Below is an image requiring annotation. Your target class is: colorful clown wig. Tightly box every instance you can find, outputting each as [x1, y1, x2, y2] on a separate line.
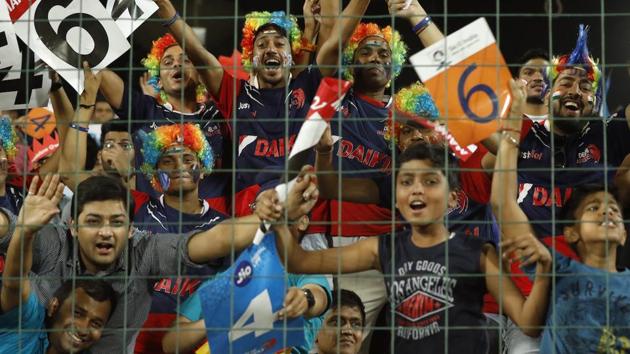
[141, 33, 207, 105]
[547, 24, 602, 111]
[241, 11, 303, 71]
[0, 116, 17, 159]
[139, 123, 214, 189]
[342, 23, 408, 85]
[385, 82, 439, 144]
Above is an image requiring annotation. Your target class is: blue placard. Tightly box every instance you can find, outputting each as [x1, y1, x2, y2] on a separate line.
[199, 232, 305, 353]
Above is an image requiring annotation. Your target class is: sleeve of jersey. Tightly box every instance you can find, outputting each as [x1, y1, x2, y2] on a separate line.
[178, 289, 203, 321]
[606, 109, 630, 166]
[213, 71, 243, 120]
[458, 145, 491, 204]
[114, 85, 147, 121]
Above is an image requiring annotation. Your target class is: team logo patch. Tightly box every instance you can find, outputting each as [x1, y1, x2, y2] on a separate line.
[290, 88, 306, 110]
[448, 189, 469, 215]
[395, 290, 454, 322]
[577, 144, 601, 164]
[234, 260, 254, 287]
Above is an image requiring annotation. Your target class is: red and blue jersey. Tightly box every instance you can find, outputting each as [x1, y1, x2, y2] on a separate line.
[116, 87, 229, 212]
[327, 91, 394, 237]
[513, 111, 630, 294]
[132, 195, 227, 354]
[213, 68, 323, 217]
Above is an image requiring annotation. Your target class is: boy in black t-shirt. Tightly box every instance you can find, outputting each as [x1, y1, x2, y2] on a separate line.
[271, 142, 552, 353]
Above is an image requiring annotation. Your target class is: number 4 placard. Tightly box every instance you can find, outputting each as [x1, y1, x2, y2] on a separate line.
[8, 0, 130, 93]
[100, 0, 158, 37]
[410, 18, 512, 147]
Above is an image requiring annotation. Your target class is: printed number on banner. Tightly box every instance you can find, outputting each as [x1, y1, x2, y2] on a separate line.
[457, 63, 499, 123]
[33, 0, 110, 68]
[229, 289, 275, 342]
[108, 0, 146, 21]
[0, 41, 50, 109]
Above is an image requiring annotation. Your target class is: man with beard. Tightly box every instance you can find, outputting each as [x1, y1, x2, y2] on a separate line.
[98, 33, 228, 212]
[153, 0, 370, 218]
[500, 25, 630, 353]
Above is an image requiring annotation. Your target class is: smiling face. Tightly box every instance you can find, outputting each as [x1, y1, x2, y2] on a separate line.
[316, 306, 364, 354]
[47, 288, 112, 353]
[398, 124, 443, 152]
[159, 45, 200, 98]
[549, 67, 596, 134]
[518, 57, 549, 103]
[352, 36, 392, 92]
[251, 26, 292, 88]
[395, 159, 455, 226]
[73, 200, 130, 273]
[564, 191, 626, 255]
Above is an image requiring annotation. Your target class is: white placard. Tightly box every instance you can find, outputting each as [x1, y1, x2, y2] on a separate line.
[0, 2, 19, 70]
[101, 0, 158, 37]
[11, 0, 130, 93]
[0, 39, 51, 110]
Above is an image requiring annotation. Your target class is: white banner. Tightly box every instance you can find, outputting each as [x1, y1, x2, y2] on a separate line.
[0, 1, 50, 110]
[10, 0, 130, 93]
[100, 0, 158, 37]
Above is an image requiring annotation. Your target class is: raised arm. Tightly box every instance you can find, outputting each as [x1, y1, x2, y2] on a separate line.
[98, 69, 125, 110]
[1, 175, 64, 313]
[58, 62, 101, 192]
[155, 0, 223, 97]
[316, 125, 380, 203]
[386, 0, 444, 47]
[490, 79, 535, 240]
[316, 0, 371, 77]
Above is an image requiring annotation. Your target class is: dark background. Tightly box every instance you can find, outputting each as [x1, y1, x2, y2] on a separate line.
[111, 0, 630, 113]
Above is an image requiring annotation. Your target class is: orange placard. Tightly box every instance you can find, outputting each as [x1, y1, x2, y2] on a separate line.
[411, 18, 512, 147]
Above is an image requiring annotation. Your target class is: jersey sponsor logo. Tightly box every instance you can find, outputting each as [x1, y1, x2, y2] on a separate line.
[289, 88, 306, 110]
[336, 139, 392, 170]
[239, 102, 251, 110]
[234, 260, 253, 287]
[577, 144, 601, 164]
[254, 135, 297, 158]
[153, 277, 201, 296]
[519, 183, 573, 208]
[520, 149, 544, 160]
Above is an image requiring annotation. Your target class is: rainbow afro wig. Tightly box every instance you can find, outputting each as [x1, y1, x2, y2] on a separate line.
[241, 11, 303, 71]
[141, 33, 207, 105]
[547, 24, 602, 111]
[139, 123, 214, 189]
[342, 23, 408, 86]
[0, 116, 17, 159]
[385, 82, 439, 144]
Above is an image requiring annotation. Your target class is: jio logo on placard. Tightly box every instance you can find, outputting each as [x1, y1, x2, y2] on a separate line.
[234, 261, 253, 287]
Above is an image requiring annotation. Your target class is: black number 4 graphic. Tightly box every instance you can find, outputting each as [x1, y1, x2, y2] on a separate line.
[0, 41, 44, 105]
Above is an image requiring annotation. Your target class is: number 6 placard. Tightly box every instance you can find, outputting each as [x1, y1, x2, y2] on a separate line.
[410, 18, 512, 147]
[9, 0, 130, 93]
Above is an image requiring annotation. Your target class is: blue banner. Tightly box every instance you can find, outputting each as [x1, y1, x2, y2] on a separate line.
[199, 233, 305, 353]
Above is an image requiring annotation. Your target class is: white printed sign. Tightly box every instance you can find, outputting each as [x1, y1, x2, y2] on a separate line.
[10, 0, 130, 93]
[100, 0, 158, 37]
[0, 2, 50, 109]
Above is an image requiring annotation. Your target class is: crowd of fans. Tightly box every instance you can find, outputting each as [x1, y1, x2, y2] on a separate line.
[0, 0, 629, 353]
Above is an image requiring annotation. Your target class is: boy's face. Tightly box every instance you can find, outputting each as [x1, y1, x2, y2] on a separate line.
[518, 58, 548, 103]
[157, 145, 202, 195]
[73, 200, 131, 273]
[566, 191, 626, 248]
[47, 288, 112, 353]
[316, 306, 364, 354]
[395, 159, 455, 225]
[159, 45, 200, 96]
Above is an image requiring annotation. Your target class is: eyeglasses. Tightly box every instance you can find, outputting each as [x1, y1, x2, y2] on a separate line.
[104, 141, 134, 151]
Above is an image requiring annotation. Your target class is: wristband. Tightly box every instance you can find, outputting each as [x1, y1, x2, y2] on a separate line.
[412, 16, 432, 35]
[69, 123, 89, 133]
[302, 288, 315, 309]
[162, 11, 180, 27]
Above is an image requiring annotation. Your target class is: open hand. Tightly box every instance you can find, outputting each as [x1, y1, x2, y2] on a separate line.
[287, 165, 319, 221]
[500, 233, 551, 268]
[277, 287, 308, 320]
[17, 175, 65, 234]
